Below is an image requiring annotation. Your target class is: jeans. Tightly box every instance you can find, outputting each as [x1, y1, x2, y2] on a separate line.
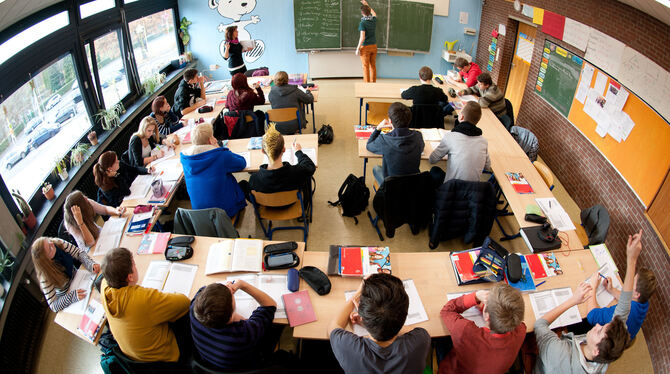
[372, 165, 385, 186]
[359, 44, 378, 82]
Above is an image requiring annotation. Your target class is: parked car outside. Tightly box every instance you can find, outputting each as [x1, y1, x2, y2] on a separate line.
[53, 104, 76, 125]
[45, 94, 61, 110]
[28, 124, 60, 150]
[25, 117, 43, 135]
[4, 143, 31, 169]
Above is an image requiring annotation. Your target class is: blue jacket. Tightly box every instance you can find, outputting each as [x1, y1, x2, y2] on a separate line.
[587, 300, 649, 340]
[180, 147, 247, 217]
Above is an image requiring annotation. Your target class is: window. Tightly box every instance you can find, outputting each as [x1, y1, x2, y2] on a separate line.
[0, 55, 92, 199]
[129, 9, 180, 83]
[80, 0, 116, 19]
[89, 30, 131, 108]
[0, 12, 69, 66]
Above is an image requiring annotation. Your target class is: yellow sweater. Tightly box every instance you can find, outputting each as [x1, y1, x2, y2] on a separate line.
[101, 280, 190, 362]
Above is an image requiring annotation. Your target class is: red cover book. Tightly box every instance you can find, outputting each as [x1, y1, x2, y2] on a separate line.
[340, 247, 363, 276]
[452, 251, 478, 282]
[282, 290, 317, 327]
[525, 254, 548, 279]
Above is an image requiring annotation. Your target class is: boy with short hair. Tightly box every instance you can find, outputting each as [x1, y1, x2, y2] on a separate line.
[454, 57, 482, 88]
[100, 247, 190, 362]
[429, 101, 490, 185]
[534, 230, 644, 373]
[458, 72, 508, 120]
[401, 66, 450, 115]
[586, 262, 656, 340]
[172, 68, 206, 117]
[438, 284, 526, 373]
[328, 273, 431, 374]
[366, 102, 424, 186]
[190, 280, 278, 371]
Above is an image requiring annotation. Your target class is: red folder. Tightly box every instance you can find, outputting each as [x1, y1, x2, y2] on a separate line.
[340, 247, 363, 277]
[282, 290, 317, 327]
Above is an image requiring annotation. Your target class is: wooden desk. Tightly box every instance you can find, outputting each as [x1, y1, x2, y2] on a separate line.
[293, 249, 600, 340]
[227, 133, 319, 171]
[55, 234, 306, 344]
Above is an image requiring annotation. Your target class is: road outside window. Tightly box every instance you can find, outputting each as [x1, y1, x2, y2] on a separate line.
[129, 9, 180, 84]
[92, 30, 130, 108]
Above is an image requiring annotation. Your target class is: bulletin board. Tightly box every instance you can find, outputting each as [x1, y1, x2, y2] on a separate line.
[567, 65, 670, 206]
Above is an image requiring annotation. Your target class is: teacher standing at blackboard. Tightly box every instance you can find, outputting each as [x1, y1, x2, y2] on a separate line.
[356, 0, 377, 82]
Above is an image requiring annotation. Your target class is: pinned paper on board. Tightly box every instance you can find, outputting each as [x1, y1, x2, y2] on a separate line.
[532, 8, 544, 25]
[562, 18, 591, 52]
[522, 4, 534, 18]
[516, 37, 534, 64]
[575, 64, 595, 104]
[593, 72, 608, 95]
[585, 29, 625, 77]
[604, 82, 629, 113]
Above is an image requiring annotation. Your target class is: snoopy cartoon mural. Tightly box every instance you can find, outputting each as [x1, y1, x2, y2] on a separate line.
[209, 0, 265, 64]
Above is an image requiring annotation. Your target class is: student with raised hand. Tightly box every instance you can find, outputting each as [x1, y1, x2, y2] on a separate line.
[190, 281, 281, 371]
[128, 116, 172, 169]
[438, 284, 526, 374]
[223, 26, 253, 77]
[458, 72, 508, 124]
[328, 273, 431, 374]
[63, 191, 124, 251]
[534, 230, 644, 373]
[172, 68, 206, 117]
[226, 72, 265, 112]
[365, 102, 424, 186]
[401, 66, 451, 116]
[453, 57, 482, 88]
[268, 71, 314, 133]
[429, 101, 490, 186]
[151, 95, 183, 136]
[180, 122, 247, 217]
[94, 150, 151, 207]
[101, 247, 190, 363]
[30, 237, 100, 312]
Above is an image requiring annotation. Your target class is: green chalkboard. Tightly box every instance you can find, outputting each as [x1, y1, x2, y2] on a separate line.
[534, 40, 583, 117]
[294, 0, 341, 50]
[388, 0, 433, 52]
[342, 0, 388, 49]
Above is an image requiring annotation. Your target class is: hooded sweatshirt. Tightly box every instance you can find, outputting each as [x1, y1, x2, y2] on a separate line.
[101, 280, 190, 362]
[366, 128, 424, 180]
[180, 145, 247, 217]
[268, 84, 314, 133]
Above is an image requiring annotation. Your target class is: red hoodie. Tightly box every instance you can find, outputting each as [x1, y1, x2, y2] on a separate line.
[458, 62, 483, 88]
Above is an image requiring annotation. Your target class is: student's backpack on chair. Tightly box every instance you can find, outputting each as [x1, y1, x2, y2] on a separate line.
[328, 174, 369, 224]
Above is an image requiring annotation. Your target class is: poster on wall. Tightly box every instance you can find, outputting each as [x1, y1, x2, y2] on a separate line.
[210, 0, 266, 63]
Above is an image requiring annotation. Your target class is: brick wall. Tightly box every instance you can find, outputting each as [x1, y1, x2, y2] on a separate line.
[478, 1, 670, 372]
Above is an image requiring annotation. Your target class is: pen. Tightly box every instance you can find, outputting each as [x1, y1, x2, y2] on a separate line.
[535, 280, 546, 287]
[598, 273, 608, 280]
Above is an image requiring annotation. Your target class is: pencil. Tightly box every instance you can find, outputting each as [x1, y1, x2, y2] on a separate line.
[577, 260, 584, 272]
[535, 280, 546, 287]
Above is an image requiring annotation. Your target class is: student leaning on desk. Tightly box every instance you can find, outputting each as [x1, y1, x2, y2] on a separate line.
[172, 68, 207, 118]
[94, 150, 152, 208]
[62, 190, 124, 251]
[458, 72, 510, 129]
[127, 116, 175, 170]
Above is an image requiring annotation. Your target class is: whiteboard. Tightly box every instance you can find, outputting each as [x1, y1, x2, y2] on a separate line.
[308, 51, 363, 78]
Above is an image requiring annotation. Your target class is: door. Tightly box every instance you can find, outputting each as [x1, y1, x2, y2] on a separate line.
[505, 22, 537, 114]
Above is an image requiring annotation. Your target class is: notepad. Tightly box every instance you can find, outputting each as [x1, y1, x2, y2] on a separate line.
[205, 239, 263, 274]
[62, 269, 95, 315]
[93, 216, 128, 256]
[535, 198, 576, 231]
[446, 292, 487, 327]
[585, 263, 622, 308]
[235, 151, 251, 168]
[225, 274, 291, 319]
[141, 260, 198, 297]
[529, 287, 582, 329]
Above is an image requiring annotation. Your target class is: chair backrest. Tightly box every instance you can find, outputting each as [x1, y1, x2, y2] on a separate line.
[365, 102, 392, 126]
[266, 108, 299, 122]
[533, 161, 554, 190]
[410, 103, 444, 128]
[251, 190, 299, 207]
[173, 207, 239, 238]
[504, 98, 515, 127]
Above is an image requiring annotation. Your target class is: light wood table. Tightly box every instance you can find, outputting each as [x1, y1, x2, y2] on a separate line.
[293, 249, 600, 340]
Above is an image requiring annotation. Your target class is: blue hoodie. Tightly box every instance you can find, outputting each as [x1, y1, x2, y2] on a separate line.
[180, 146, 247, 217]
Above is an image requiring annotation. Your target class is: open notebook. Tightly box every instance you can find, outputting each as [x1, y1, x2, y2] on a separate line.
[141, 260, 198, 297]
[205, 239, 264, 275]
[224, 274, 291, 319]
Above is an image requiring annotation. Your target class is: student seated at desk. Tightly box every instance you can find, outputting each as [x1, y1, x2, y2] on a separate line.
[101, 247, 190, 363]
[401, 66, 451, 116]
[94, 151, 152, 207]
[328, 273, 431, 374]
[30, 237, 99, 312]
[458, 72, 509, 125]
[365, 102, 424, 186]
[63, 191, 123, 251]
[438, 284, 526, 374]
[128, 116, 172, 169]
[429, 101, 490, 185]
[268, 71, 314, 133]
[172, 68, 206, 117]
[226, 72, 265, 112]
[180, 123, 247, 217]
[534, 230, 644, 374]
[454, 57, 482, 88]
[190, 281, 284, 371]
[151, 95, 183, 136]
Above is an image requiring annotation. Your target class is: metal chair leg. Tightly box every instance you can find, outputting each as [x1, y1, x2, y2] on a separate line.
[367, 211, 384, 241]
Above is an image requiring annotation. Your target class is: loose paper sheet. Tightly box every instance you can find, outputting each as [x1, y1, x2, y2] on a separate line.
[593, 72, 608, 96]
[163, 263, 198, 296]
[575, 64, 595, 104]
[459, 12, 468, 24]
[585, 264, 622, 308]
[529, 287, 582, 329]
[446, 292, 486, 327]
[585, 29, 625, 77]
[535, 197, 576, 231]
[532, 8, 544, 25]
[522, 4, 534, 18]
[562, 18, 591, 51]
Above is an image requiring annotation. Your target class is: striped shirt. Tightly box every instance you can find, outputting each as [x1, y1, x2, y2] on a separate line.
[462, 84, 507, 118]
[38, 238, 96, 312]
[189, 288, 276, 371]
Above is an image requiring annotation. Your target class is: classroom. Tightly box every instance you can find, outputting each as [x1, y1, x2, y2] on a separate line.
[0, 0, 668, 373]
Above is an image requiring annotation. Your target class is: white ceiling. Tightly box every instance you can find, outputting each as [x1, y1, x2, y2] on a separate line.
[0, 0, 62, 34]
[617, 0, 670, 27]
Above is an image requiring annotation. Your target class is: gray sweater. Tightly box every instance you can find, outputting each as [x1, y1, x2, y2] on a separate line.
[429, 132, 490, 183]
[534, 291, 633, 374]
[268, 84, 314, 133]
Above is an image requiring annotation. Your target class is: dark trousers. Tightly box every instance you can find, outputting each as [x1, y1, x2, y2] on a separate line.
[439, 101, 455, 116]
[430, 166, 446, 189]
[169, 312, 192, 364]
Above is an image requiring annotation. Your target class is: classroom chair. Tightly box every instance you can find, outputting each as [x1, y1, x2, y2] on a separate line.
[112, 346, 185, 374]
[365, 102, 392, 127]
[409, 104, 445, 128]
[173, 207, 239, 238]
[533, 161, 555, 190]
[486, 174, 522, 242]
[265, 108, 302, 135]
[501, 98, 515, 131]
[218, 110, 265, 139]
[249, 189, 309, 242]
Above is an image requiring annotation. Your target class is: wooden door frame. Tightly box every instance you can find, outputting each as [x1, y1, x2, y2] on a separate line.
[503, 18, 537, 112]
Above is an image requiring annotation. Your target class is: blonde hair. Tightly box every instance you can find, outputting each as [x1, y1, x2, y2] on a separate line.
[134, 116, 159, 142]
[486, 283, 524, 333]
[274, 71, 289, 86]
[192, 123, 214, 146]
[31, 237, 68, 289]
[262, 124, 285, 161]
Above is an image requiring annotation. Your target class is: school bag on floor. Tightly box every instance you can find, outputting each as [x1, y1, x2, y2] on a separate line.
[328, 174, 369, 224]
[318, 124, 334, 144]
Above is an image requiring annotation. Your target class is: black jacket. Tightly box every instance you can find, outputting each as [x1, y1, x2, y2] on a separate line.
[96, 154, 146, 207]
[172, 79, 201, 117]
[249, 150, 316, 204]
[372, 172, 434, 237]
[429, 179, 497, 246]
[217, 110, 265, 140]
[128, 135, 157, 172]
[401, 84, 448, 105]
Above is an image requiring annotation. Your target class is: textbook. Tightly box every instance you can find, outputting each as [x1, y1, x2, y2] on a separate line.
[525, 253, 563, 280]
[446, 292, 486, 327]
[506, 255, 536, 292]
[354, 125, 375, 139]
[226, 273, 291, 319]
[93, 216, 128, 256]
[141, 260, 198, 296]
[137, 232, 171, 255]
[505, 172, 534, 194]
[126, 209, 155, 235]
[78, 298, 106, 343]
[529, 287, 582, 329]
[283, 290, 316, 327]
[205, 239, 264, 274]
[450, 248, 487, 285]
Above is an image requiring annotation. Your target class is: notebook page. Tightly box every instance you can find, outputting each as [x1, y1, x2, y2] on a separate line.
[163, 263, 198, 296]
[205, 240, 234, 275]
[446, 292, 487, 327]
[93, 216, 128, 256]
[63, 269, 94, 315]
[232, 239, 263, 272]
[141, 260, 171, 291]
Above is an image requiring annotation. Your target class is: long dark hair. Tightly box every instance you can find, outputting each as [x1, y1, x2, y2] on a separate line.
[225, 26, 237, 41]
[64, 191, 100, 240]
[152, 96, 168, 117]
[94, 151, 118, 191]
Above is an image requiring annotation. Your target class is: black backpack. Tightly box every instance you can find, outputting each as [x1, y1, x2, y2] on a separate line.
[318, 124, 334, 144]
[328, 174, 369, 223]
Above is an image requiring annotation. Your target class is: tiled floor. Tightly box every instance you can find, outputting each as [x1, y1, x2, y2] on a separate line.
[34, 78, 653, 373]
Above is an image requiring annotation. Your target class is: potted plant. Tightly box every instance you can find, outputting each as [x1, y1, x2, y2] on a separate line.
[70, 142, 90, 168]
[95, 102, 125, 130]
[179, 17, 192, 48]
[11, 190, 36, 231]
[42, 182, 55, 200]
[87, 130, 98, 146]
[53, 158, 68, 181]
[142, 72, 166, 96]
[0, 248, 14, 279]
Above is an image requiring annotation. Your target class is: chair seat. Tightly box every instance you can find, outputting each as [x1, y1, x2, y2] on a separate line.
[367, 112, 387, 126]
[258, 201, 303, 221]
